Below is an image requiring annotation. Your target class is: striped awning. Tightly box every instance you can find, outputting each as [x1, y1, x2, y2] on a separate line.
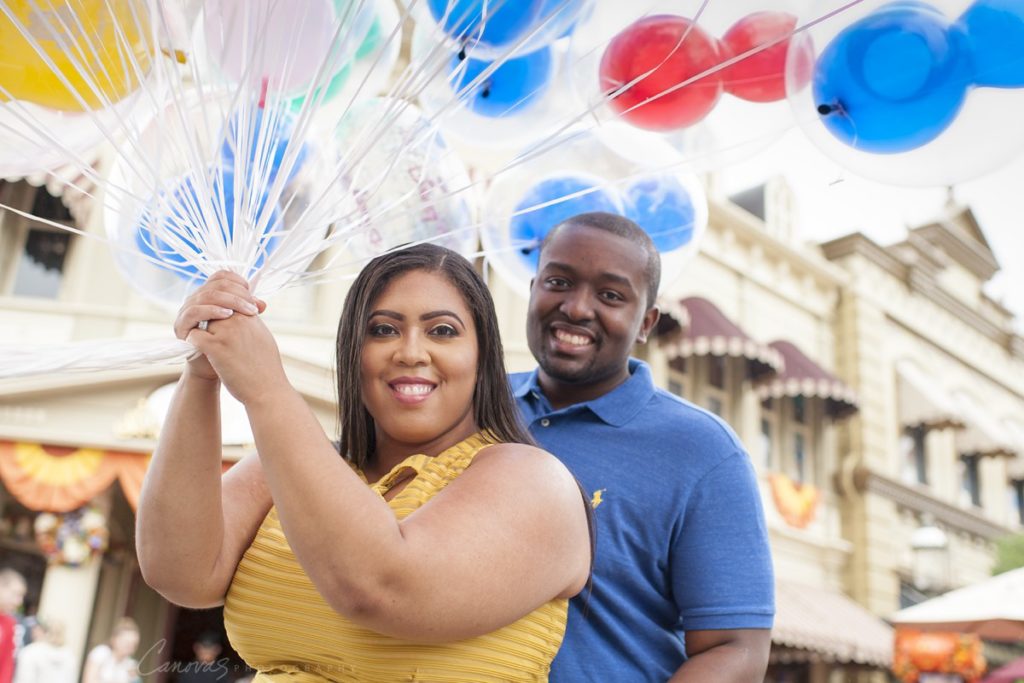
[2, 159, 100, 225]
[657, 297, 784, 379]
[772, 580, 893, 667]
[895, 359, 964, 431]
[757, 340, 858, 419]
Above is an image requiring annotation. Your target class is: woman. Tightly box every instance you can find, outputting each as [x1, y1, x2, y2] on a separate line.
[136, 245, 593, 681]
[13, 618, 74, 683]
[81, 618, 140, 683]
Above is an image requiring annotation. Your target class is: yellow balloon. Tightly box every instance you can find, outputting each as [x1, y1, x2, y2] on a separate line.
[0, 0, 152, 112]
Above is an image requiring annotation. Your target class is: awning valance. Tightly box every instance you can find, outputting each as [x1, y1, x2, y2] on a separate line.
[0, 441, 149, 512]
[657, 297, 784, 379]
[772, 580, 894, 668]
[757, 340, 858, 419]
[951, 392, 1017, 458]
[895, 360, 964, 431]
[0, 441, 235, 512]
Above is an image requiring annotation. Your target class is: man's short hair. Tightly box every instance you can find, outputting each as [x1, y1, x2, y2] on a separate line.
[539, 211, 661, 307]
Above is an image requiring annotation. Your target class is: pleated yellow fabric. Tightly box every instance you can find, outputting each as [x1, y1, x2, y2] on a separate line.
[223, 433, 568, 682]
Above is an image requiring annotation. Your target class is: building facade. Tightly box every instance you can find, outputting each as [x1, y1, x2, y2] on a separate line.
[1, 174, 1022, 682]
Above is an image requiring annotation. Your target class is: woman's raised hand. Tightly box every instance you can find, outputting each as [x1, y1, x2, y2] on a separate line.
[174, 271, 266, 381]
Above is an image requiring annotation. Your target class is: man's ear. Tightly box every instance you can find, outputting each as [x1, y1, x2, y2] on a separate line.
[636, 306, 661, 344]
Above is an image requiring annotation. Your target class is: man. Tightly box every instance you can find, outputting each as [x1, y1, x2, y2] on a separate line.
[0, 569, 27, 683]
[511, 212, 774, 681]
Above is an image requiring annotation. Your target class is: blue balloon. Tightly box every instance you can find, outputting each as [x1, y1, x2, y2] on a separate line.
[622, 176, 694, 252]
[427, 0, 544, 50]
[135, 170, 282, 281]
[220, 107, 309, 186]
[538, 0, 589, 41]
[813, 1, 973, 153]
[958, 0, 1024, 87]
[509, 175, 621, 271]
[450, 47, 553, 117]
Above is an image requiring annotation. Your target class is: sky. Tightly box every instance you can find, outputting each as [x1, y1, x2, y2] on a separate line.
[718, 125, 1024, 329]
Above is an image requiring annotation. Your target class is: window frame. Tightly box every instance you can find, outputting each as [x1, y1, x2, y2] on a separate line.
[0, 181, 77, 299]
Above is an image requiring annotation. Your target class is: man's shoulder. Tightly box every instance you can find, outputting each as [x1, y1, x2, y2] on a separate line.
[642, 386, 745, 448]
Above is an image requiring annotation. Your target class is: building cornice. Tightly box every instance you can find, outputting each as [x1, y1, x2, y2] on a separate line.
[819, 232, 908, 282]
[858, 469, 1011, 540]
[820, 232, 1013, 351]
[914, 222, 999, 281]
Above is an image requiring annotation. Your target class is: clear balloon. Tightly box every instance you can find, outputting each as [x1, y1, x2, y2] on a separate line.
[288, 0, 403, 113]
[0, 0, 153, 112]
[197, 0, 373, 98]
[481, 131, 707, 297]
[789, 0, 1024, 185]
[412, 25, 570, 153]
[134, 168, 283, 281]
[424, 0, 544, 54]
[509, 173, 623, 271]
[329, 98, 478, 264]
[104, 91, 330, 309]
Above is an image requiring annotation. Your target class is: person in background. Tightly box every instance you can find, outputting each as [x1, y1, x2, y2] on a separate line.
[0, 569, 26, 683]
[13, 617, 74, 683]
[512, 212, 775, 682]
[82, 618, 141, 683]
[175, 631, 228, 683]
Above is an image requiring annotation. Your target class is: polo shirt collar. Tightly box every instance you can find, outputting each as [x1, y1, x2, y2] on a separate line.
[517, 359, 655, 427]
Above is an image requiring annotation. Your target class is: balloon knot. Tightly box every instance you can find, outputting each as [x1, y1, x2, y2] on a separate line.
[817, 101, 845, 116]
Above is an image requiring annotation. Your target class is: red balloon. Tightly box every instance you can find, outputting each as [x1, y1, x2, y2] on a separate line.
[599, 15, 724, 131]
[719, 11, 811, 103]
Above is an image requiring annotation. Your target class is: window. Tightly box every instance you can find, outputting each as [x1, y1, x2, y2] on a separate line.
[701, 356, 731, 422]
[1010, 480, 1024, 526]
[792, 433, 806, 483]
[0, 182, 75, 299]
[900, 427, 928, 486]
[667, 356, 689, 400]
[760, 418, 774, 470]
[708, 355, 726, 389]
[960, 455, 981, 508]
[792, 395, 806, 424]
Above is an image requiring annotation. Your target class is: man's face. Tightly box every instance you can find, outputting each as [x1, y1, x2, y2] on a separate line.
[527, 224, 658, 399]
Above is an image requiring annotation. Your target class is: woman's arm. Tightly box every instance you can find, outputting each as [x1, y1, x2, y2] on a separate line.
[193, 309, 592, 642]
[135, 273, 272, 607]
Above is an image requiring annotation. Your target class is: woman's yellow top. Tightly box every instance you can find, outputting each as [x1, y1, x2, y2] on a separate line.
[223, 433, 569, 682]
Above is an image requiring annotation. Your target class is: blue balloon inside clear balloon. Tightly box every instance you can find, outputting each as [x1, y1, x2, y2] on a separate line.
[814, 1, 973, 153]
[135, 170, 282, 281]
[220, 108, 309, 186]
[450, 47, 553, 117]
[623, 177, 694, 252]
[427, 0, 544, 51]
[958, 0, 1024, 87]
[510, 175, 621, 272]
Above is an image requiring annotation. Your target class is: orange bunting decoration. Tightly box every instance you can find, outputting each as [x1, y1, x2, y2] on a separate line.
[768, 473, 819, 529]
[892, 629, 986, 683]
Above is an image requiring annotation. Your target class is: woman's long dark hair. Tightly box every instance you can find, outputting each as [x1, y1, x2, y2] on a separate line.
[335, 243, 534, 468]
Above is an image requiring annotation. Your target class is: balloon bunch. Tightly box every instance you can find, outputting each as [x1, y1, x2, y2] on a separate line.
[812, 0, 1024, 153]
[598, 11, 810, 132]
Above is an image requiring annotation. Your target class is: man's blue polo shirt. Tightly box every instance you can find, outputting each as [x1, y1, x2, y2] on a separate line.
[511, 359, 774, 682]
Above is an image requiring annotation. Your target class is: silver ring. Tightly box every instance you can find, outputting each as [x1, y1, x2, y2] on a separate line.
[197, 320, 209, 332]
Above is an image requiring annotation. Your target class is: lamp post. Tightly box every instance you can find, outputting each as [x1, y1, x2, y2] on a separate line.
[910, 517, 951, 595]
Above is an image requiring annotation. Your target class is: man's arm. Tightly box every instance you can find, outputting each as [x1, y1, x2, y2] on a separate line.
[668, 628, 771, 682]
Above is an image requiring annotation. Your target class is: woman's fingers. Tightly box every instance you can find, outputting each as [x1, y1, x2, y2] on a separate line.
[174, 272, 264, 340]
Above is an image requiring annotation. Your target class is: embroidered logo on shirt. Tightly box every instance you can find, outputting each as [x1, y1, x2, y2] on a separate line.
[590, 488, 607, 508]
